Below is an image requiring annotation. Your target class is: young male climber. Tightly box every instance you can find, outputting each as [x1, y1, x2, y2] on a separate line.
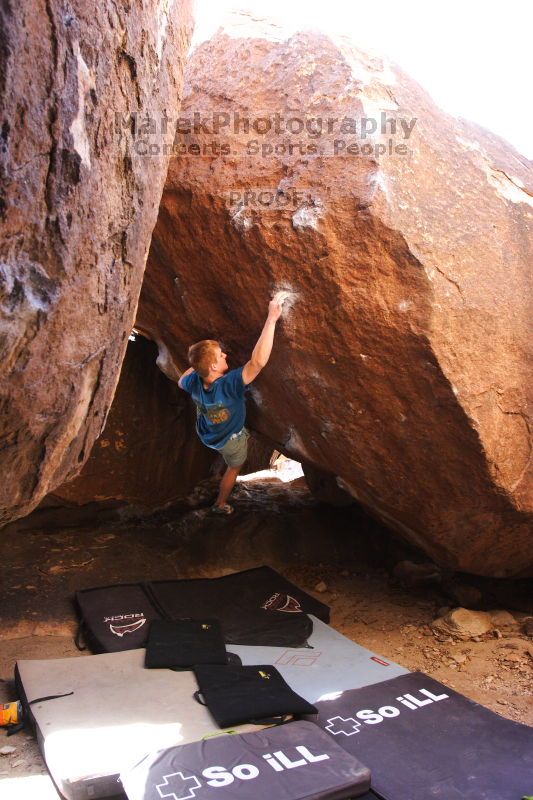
[178, 291, 288, 515]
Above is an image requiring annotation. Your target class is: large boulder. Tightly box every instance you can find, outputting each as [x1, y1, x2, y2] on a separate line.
[46, 336, 216, 512]
[0, 0, 193, 525]
[136, 15, 532, 577]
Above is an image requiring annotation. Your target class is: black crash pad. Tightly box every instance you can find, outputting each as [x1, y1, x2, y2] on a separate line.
[308, 671, 533, 800]
[76, 567, 328, 652]
[148, 566, 328, 646]
[120, 720, 371, 800]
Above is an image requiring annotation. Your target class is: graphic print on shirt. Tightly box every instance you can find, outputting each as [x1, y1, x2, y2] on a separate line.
[194, 400, 230, 425]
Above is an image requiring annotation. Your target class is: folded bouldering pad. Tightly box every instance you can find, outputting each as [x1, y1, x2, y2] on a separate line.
[230, 615, 408, 702]
[16, 649, 272, 800]
[308, 671, 533, 800]
[193, 663, 317, 727]
[120, 720, 371, 800]
[145, 619, 228, 669]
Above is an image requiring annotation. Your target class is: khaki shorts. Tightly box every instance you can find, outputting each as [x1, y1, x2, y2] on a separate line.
[217, 427, 250, 468]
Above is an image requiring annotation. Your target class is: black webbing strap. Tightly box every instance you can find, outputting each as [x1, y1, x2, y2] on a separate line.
[193, 690, 206, 706]
[249, 715, 289, 726]
[7, 691, 74, 736]
[28, 691, 74, 705]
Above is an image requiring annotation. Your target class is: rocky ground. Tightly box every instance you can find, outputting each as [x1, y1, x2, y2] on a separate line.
[0, 473, 531, 796]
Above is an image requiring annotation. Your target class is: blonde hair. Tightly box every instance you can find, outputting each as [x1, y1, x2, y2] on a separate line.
[188, 339, 220, 378]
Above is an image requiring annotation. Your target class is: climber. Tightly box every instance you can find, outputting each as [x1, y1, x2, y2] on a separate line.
[178, 291, 289, 515]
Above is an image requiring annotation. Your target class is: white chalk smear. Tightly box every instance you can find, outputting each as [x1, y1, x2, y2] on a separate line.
[292, 204, 323, 230]
[230, 204, 253, 231]
[156, 0, 173, 63]
[273, 289, 290, 306]
[155, 339, 180, 382]
[248, 385, 263, 407]
[70, 41, 95, 169]
[272, 286, 298, 314]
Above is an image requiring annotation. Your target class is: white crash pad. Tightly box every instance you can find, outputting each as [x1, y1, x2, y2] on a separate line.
[229, 615, 408, 702]
[16, 649, 268, 800]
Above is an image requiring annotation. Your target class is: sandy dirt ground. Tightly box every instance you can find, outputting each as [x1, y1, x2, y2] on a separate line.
[1, 475, 531, 797]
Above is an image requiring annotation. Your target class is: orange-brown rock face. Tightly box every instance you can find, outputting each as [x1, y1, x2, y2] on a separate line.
[137, 17, 533, 577]
[48, 336, 215, 511]
[0, 1, 193, 525]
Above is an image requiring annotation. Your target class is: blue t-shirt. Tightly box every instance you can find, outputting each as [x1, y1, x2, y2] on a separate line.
[180, 367, 248, 449]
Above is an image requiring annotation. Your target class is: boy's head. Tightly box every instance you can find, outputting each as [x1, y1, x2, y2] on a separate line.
[188, 340, 228, 378]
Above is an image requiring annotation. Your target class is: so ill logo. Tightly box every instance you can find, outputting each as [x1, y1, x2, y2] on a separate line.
[325, 686, 449, 736]
[155, 745, 330, 799]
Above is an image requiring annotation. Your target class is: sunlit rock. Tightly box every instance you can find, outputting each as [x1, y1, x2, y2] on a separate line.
[0, 0, 194, 524]
[137, 14, 532, 576]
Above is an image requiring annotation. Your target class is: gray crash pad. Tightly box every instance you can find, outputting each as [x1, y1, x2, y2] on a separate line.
[120, 720, 371, 800]
[229, 615, 407, 703]
[308, 671, 533, 800]
[16, 649, 270, 800]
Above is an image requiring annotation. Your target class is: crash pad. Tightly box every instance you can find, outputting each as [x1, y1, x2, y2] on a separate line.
[148, 566, 328, 645]
[308, 671, 533, 800]
[16, 649, 271, 800]
[120, 720, 371, 800]
[75, 567, 328, 652]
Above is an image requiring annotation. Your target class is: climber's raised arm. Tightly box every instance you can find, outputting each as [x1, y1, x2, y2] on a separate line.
[242, 291, 288, 385]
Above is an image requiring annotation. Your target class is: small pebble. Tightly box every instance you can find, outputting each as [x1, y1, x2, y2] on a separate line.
[0, 746, 16, 756]
[314, 581, 327, 593]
